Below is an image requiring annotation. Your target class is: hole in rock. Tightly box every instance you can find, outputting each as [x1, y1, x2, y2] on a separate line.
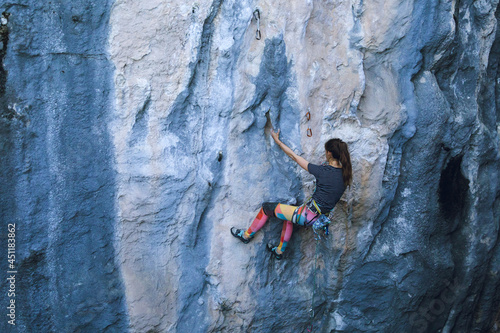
[438, 155, 469, 219]
[264, 109, 273, 138]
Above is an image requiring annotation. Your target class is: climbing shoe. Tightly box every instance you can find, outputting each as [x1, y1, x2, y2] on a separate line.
[266, 243, 283, 260]
[230, 227, 251, 244]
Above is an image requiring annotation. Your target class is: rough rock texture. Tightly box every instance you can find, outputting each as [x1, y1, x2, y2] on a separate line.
[0, 1, 128, 332]
[1, 0, 499, 332]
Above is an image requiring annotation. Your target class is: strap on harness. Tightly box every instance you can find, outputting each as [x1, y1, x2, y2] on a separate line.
[305, 198, 331, 239]
[309, 199, 322, 215]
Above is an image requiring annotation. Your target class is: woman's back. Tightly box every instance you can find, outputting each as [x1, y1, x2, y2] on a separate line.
[308, 163, 346, 213]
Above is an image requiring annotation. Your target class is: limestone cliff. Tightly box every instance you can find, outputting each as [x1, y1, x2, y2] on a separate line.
[0, 0, 499, 332]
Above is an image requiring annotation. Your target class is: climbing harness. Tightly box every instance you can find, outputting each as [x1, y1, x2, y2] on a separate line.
[305, 194, 332, 240]
[253, 9, 261, 40]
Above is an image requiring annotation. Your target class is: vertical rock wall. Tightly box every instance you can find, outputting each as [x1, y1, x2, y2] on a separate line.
[0, 0, 499, 332]
[108, 0, 500, 332]
[0, 1, 128, 332]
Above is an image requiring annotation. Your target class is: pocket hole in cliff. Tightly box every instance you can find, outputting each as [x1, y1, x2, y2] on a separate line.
[438, 155, 469, 219]
[264, 109, 273, 138]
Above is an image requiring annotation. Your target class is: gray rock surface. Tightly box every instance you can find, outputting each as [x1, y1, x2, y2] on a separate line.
[0, 0, 499, 332]
[0, 1, 128, 332]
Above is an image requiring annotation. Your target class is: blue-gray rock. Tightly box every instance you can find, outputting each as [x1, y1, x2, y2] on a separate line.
[0, 1, 127, 332]
[0, 0, 499, 332]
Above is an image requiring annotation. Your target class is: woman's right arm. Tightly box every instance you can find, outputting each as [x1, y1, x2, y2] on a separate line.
[271, 129, 309, 171]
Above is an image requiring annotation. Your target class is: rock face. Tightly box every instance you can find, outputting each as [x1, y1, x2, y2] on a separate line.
[0, 0, 499, 332]
[0, 1, 128, 332]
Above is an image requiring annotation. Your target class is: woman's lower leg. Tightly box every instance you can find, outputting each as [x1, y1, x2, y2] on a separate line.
[242, 203, 296, 253]
[244, 207, 268, 239]
[276, 220, 293, 254]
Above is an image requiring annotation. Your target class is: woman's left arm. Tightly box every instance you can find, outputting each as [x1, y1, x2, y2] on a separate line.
[271, 129, 309, 171]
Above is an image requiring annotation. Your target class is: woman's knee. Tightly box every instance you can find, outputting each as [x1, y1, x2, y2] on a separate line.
[262, 202, 279, 217]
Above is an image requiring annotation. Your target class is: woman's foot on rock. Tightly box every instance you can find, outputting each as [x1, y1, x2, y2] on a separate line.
[230, 227, 251, 244]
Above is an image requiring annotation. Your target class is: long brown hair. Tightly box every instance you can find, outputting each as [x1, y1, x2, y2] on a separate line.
[325, 138, 352, 187]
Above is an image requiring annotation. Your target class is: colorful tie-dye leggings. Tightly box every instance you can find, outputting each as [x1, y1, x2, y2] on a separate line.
[244, 202, 318, 252]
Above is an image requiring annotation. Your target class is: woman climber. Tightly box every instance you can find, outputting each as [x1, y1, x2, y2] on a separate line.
[230, 128, 352, 259]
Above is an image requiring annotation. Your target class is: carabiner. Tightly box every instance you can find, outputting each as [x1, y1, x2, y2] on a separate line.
[256, 29, 261, 40]
[253, 9, 260, 20]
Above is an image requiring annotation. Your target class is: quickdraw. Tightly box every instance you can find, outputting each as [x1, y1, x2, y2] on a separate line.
[253, 9, 261, 40]
[306, 108, 312, 137]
